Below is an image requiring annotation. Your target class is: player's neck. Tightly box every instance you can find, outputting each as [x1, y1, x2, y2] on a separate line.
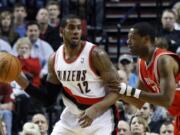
[64, 41, 83, 60]
[145, 46, 156, 65]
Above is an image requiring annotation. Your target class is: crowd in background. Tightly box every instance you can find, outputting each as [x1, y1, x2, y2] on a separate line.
[0, 0, 179, 135]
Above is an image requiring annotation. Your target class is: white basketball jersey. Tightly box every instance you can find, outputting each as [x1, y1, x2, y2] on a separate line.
[54, 41, 106, 114]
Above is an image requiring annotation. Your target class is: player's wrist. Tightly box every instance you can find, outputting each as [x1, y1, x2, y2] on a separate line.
[85, 107, 98, 120]
[118, 83, 141, 99]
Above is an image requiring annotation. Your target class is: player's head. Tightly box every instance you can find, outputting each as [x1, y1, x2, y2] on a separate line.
[60, 14, 82, 48]
[127, 22, 155, 57]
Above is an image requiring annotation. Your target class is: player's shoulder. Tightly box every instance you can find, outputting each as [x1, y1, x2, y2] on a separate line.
[48, 52, 56, 65]
[158, 54, 177, 65]
[158, 54, 179, 74]
[90, 44, 107, 58]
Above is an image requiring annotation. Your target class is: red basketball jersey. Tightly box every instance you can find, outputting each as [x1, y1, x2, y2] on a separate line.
[138, 48, 180, 116]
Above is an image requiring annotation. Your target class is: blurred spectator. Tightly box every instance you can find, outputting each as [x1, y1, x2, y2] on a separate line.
[118, 54, 138, 88]
[13, 21, 54, 78]
[87, 0, 104, 29]
[32, 113, 49, 135]
[61, 0, 86, 17]
[0, 39, 12, 53]
[137, 103, 167, 133]
[46, 1, 61, 28]
[21, 122, 41, 135]
[172, 2, 180, 30]
[118, 69, 128, 83]
[155, 37, 169, 49]
[124, 103, 137, 122]
[137, 103, 153, 125]
[130, 115, 158, 135]
[117, 120, 131, 135]
[14, 37, 46, 129]
[36, 8, 62, 51]
[13, 3, 27, 37]
[176, 46, 180, 55]
[60, 0, 88, 39]
[61, 0, 104, 39]
[130, 115, 150, 135]
[158, 9, 180, 52]
[0, 82, 14, 135]
[116, 69, 128, 120]
[15, 37, 41, 87]
[0, 118, 6, 135]
[160, 121, 174, 135]
[117, 61, 138, 122]
[0, 10, 20, 46]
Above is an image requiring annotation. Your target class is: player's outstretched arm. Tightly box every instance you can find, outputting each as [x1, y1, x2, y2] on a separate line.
[118, 55, 179, 108]
[15, 54, 62, 106]
[79, 47, 120, 128]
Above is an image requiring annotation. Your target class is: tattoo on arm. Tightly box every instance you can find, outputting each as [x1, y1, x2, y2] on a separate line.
[91, 47, 120, 92]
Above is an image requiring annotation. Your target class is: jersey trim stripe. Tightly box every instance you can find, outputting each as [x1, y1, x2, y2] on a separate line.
[63, 86, 104, 105]
[62, 90, 90, 110]
[63, 41, 86, 64]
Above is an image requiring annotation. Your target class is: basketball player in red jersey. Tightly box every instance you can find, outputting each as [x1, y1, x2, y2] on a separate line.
[118, 22, 180, 135]
[15, 15, 120, 135]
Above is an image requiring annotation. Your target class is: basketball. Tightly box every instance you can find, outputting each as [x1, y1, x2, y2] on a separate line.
[0, 52, 21, 83]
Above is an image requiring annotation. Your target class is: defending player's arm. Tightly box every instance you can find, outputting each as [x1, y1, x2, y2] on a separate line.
[79, 47, 120, 128]
[118, 80, 146, 109]
[15, 54, 62, 106]
[118, 55, 178, 108]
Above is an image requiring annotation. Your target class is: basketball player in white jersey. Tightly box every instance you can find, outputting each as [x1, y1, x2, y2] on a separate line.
[15, 15, 121, 135]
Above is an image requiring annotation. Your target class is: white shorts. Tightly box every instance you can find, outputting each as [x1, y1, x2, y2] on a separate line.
[51, 108, 117, 135]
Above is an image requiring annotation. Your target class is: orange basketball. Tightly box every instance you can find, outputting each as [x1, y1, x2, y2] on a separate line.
[0, 52, 21, 83]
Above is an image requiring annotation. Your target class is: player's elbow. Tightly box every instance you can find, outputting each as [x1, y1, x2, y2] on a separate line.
[162, 96, 173, 108]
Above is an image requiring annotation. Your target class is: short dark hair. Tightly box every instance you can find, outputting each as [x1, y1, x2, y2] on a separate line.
[162, 9, 176, 17]
[132, 22, 155, 43]
[26, 21, 40, 30]
[13, 2, 26, 11]
[60, 14, 81, 28]
[46, 0, 60, 9]
[161, 120, 173, 126]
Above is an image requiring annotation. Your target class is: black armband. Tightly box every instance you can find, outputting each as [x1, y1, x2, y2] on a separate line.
[25, 82, 63, 106]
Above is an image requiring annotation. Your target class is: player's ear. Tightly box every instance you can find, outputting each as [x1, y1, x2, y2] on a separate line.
[144, 35, 149, 42]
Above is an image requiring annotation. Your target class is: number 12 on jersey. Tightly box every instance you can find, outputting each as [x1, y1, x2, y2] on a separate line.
[77, 81, 91, 94]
